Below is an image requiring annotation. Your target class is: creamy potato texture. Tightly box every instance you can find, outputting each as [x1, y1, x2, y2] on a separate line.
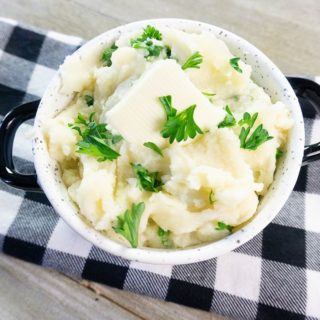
[44, 26, 293, 249]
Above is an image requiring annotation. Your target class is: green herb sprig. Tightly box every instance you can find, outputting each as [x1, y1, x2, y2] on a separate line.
[111, 134, 123, 145]
[84, 95, 94, 107]
[218, 105, 236, 128]
[113, 202, 145, 248]
[202, 92, 216, 97]
[159, 95, 203, 144]
[143, 142, 163, 157]
[165, 46, 172, 58]
[157, 227, 172, 247]
[68, 113, 120, 162]
[238, 112, 273, 150]
[230, 57, 242, 73]
[131, 163, 163, 192]
[215, 221, 233, 232]
[130, 25, 164, 59]
[181, 52, 203, 70]
[101, 43, 118, 67]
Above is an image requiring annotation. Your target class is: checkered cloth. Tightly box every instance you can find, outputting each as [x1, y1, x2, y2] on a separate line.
[0, 17, 319, 320]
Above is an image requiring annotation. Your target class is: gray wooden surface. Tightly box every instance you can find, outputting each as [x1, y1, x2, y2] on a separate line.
[0, 1, 319, 319]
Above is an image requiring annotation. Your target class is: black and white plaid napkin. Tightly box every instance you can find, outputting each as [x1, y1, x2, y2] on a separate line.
[0, 17, 319, 320]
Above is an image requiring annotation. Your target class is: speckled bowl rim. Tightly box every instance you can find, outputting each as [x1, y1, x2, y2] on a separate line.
[33, 18, 304, 265]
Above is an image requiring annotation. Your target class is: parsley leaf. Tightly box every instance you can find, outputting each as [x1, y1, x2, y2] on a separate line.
[131, 163, 163, 192]
[238, 112, 273, 150]
[276, 148, 283, 160]
[140, 25, 162, 40]
[159, 95, 203, 143]
[230, 57, 243, 73]
[159, 95, 177, 119]
[113, 202, 145, 248]
[111, 134, 123, 145]
[218, 105, 236, 128]
[76, 137, 119, 161]
[215, 221, 233, 232]
[68, 113, 120, 161]
[238, 111, 257, 127]
[84, 94, 94, 106]
[143, 141, 163, 157]
[202, 92, 216, 97]
[130, 25, 164, 59]
[101, 43, 118, 67]
[165, 46, 172, 58]
[161, 105, 203, 143]
[157, 227, 172, 247]
[181, 52, 203, 70]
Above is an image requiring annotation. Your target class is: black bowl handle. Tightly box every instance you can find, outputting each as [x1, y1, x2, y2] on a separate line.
[287, 77, 320, 166]
[0, 100, 41, 192]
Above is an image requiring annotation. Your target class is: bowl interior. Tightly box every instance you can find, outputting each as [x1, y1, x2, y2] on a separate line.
[33, 19, 305, 265]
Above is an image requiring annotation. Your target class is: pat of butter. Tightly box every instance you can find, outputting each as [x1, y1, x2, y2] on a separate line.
[106, 59, 225, 146]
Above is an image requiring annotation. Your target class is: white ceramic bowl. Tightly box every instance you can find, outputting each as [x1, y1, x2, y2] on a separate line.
[32, 19, 304, 264]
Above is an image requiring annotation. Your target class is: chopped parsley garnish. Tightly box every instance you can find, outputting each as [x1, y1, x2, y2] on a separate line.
[238, 112, 273, 150]
[209, 189, 215, 205]
[101, 43, 118, 67]
[229, 57, 243, 73]
[218, 105, 237, 128]
[131, 163, 163, 192]
[159, 95, 176, 118]
[202, 92, 216, 97]
[238, 111, 258, 127]
[157, 227, 172, 247]
[165, 46, 172, 58]
[84, 94, 94, 106]
[113, 202, 145, 248]
[143, 141, 163, 157]
[215, 221, 233, 232]
[111, 134, 123, 145]
[140, 25, 162, 40]
[68, 113, 120, 162]
[276, 148, 283, 160]
[159, 95, 203, 143]
[181, 52, 203, 70]
[130, 25, 164, 59]
[233, 95, 239, 102]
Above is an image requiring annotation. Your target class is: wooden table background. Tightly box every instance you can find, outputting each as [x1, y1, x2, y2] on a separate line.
[0, 1, 319, 319]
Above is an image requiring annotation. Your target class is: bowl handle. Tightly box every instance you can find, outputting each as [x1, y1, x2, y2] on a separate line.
[287, 77, 320, 166]
[0, 100, 42, 192]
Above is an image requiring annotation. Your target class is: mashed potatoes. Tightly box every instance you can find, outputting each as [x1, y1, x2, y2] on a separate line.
[44, 26, 293, 249]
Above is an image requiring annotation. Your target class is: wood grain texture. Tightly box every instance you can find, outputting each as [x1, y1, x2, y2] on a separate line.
[0, 255, 224, 320]
[1, 0, 320, 75]
[0, 0, 319, 319]
[0, 255, 140, 320]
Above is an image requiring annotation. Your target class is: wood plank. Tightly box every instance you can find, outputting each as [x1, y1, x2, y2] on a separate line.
[0, 254, 226, 320]
[0, 255, 140, 320]
[1, 0, 319, 75]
